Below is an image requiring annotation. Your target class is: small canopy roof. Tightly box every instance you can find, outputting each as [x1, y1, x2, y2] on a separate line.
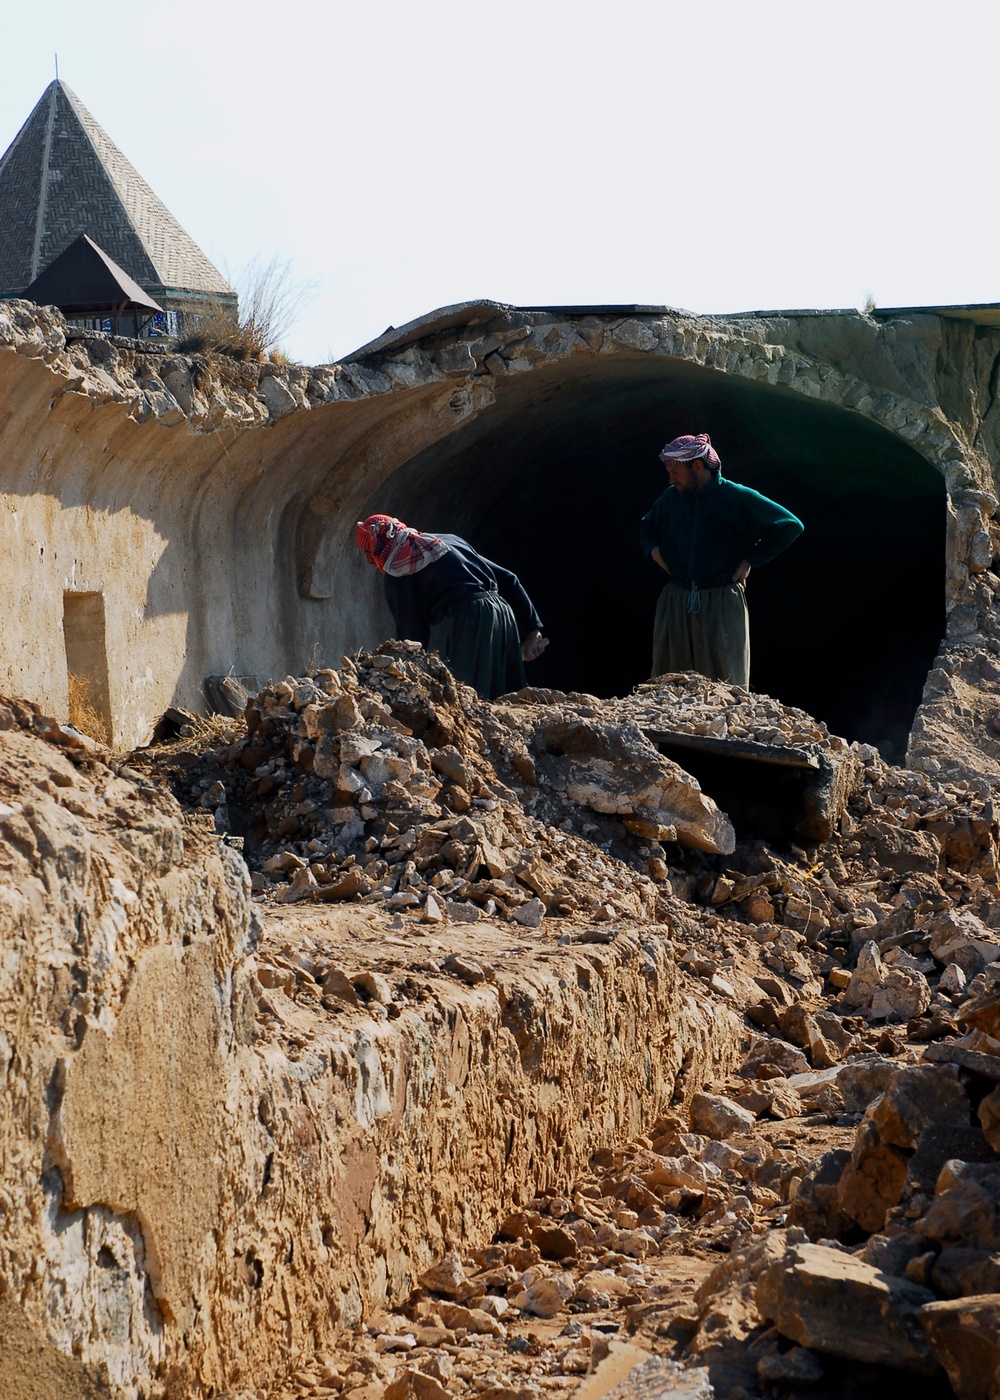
[22, 234, 163, 316]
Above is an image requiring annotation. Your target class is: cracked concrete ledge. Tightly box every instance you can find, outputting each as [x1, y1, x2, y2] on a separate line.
[0, 717, 741, 1399]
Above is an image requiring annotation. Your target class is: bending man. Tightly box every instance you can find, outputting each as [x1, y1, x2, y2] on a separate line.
[356, 514, 547, 700]
[640, 433, 803, 688]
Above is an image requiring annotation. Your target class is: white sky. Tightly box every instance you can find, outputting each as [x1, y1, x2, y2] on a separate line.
[1, 0, 995, 364]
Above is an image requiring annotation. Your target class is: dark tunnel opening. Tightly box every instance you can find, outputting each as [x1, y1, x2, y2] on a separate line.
[372, 356, 947, 759]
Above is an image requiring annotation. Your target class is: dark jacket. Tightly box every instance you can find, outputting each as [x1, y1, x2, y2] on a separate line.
[641, 474, 803, 587]
[384, 534, 542, 647]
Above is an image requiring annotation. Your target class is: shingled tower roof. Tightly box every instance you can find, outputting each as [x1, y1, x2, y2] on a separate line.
[0, 80, 233, 303]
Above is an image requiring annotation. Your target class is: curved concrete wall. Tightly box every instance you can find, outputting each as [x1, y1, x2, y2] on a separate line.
[2, 298, 999, 772]
[367, 352, 947, 751]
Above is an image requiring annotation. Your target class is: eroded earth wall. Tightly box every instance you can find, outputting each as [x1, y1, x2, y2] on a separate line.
[0, 702, 741, 1398]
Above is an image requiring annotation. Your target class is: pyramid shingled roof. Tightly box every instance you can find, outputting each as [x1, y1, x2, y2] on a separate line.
[0, 80, 234, 301]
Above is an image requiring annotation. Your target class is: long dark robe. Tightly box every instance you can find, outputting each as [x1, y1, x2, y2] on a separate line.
[383, 534, 542, 700]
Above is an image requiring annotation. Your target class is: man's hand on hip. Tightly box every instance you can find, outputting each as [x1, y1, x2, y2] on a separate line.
[732, 560, 751, 585]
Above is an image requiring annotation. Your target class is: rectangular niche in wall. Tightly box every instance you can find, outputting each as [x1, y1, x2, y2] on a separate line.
[62, 591, 112, 745]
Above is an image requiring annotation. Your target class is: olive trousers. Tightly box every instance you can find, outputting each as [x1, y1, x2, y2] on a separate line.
[651, 580, 750, 689]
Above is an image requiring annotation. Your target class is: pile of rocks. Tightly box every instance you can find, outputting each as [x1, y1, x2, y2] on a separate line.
[285, 1035, 1000, 1400]
[263, 1079, 830, 1400]
[611, 672, 836, 750]
[708, 1045, 1000, 1398]
[154, 643, 758, 930]
[133, 645, 1000, 1400]
[151, 643, 996, 941]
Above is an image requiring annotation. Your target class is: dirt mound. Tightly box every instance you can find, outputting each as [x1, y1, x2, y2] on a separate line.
[143, 644, 755, 927]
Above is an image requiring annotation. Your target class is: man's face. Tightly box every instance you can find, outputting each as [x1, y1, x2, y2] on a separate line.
[662, 457, 705, 494]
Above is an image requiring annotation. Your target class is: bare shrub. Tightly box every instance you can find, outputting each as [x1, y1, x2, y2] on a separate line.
[175, 255, 315, 361]
[230, 254, 315, 360]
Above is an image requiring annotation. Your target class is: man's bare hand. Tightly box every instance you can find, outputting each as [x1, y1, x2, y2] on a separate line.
[522, 630, 549, 662]
[733, 560, 751, 585]
[651, 547, 670, 574]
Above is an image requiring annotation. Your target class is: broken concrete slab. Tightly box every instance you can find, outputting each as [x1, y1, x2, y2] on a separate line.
[786, 1148, 853, 1240]
[598, 1353, 714, 1400]
[531, 713, 736, 856]
[923, 1041, 1000, 1081]
[836, 1119, 910, 1233]
[926, 908, 1000, 975]
[689, 1093, 755, 1140]
[915, 1160, 1000, 1251]
[756, 1242, 939, 1373]
[871, 1063, 971, 1150]
[571, 1342, 653, 1400]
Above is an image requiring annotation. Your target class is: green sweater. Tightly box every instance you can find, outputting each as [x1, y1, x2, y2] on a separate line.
[640, 473, 803, 587]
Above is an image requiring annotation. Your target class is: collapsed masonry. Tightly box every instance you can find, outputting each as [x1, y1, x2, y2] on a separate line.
[4, 639, 1000, 1398]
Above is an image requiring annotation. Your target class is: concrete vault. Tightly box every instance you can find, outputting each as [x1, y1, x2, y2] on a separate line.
[371, 349, 945, 759]
[1, 297, 998, 775]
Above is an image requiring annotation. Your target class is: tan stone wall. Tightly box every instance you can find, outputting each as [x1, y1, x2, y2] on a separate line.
[0, 717, 255, 1396]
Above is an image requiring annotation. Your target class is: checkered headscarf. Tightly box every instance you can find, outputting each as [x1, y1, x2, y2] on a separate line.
[659, 433, 721, 470]
[355, 514, 450, 577]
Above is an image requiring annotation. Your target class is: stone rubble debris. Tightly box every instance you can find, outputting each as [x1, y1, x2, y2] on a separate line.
[78, 648, 1000, 1397]
[144, 644, 756, 929]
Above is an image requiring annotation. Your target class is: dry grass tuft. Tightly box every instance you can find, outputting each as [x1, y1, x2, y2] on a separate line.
[188, 713, 244, 746]
[174, 305, 254, 360]
[67, 674, 111, 746]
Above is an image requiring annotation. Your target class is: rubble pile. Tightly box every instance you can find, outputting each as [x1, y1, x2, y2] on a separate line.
[152, 643, 996, 936]
[259, 1059, 847, 1400]
[151, 643, 753, 930]
[266, 1009, 1000, 1400]
[131, 648, 1000, 1400]
[671, 1037, 1000, 1398]
[605, 671, 835, 749]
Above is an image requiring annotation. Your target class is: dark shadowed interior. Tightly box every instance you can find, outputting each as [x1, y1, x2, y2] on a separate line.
[370, 356, 946, 758]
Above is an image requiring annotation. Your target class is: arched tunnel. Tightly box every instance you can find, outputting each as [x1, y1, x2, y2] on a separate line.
[366, 356, 946, 761]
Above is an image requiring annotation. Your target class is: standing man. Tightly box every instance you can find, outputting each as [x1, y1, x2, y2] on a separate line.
[640, 433, 803, 688]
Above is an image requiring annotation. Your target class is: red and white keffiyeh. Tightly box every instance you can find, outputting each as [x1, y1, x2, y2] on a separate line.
[355, 514, 450, 577]
[658, 433, 721, 470]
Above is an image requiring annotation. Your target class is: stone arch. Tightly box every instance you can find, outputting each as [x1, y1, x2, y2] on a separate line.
[296, 307, 975, 759]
